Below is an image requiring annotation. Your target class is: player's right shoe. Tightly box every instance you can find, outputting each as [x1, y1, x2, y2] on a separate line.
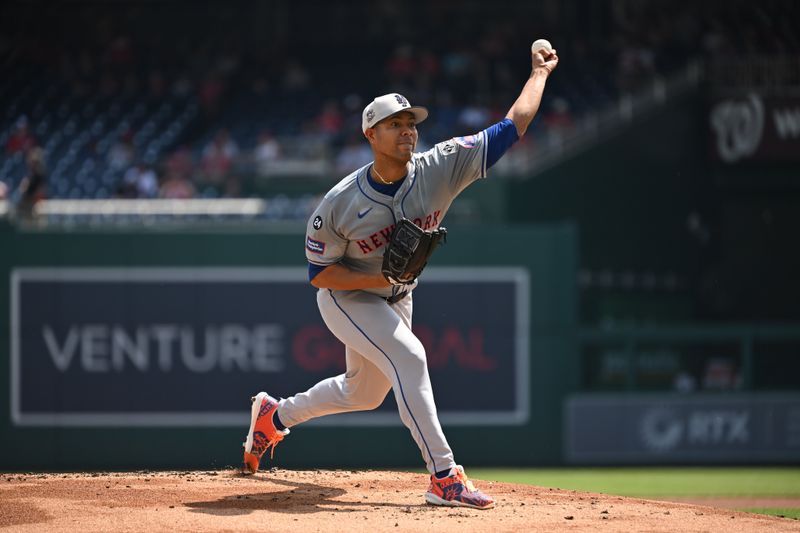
[241, 391, 289, 475]
[425, 465, 495, 509]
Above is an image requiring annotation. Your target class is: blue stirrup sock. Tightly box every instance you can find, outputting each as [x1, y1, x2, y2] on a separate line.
[435, 469, 452, 479]
[273, 410, 287, 432]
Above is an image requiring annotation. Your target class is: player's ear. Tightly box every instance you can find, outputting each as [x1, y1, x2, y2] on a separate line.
[364, 128, 376, 144]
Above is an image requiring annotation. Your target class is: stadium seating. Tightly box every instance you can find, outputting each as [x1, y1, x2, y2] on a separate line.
[1, 0, 797, 199]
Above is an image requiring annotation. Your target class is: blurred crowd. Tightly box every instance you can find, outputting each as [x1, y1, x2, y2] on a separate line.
[1, 0, 798, 203]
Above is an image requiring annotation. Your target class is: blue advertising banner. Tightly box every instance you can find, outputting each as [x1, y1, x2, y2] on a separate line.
[565, 393, 800, 463]
[11, 267, 529, 427]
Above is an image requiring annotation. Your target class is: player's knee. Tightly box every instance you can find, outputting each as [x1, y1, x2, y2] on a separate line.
[359, 393, 388, 411]
[405, 338, 428, 368]
[342, 390, 388, 411]
[341, 380, 390, 411]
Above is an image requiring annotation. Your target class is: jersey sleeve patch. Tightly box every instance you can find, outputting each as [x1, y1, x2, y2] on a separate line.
[455, 134, 478, 148]
[306, 236, 326, 255]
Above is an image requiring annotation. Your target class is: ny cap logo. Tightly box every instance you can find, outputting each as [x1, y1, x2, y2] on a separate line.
[395, 94, 409, 107]
[366, 108, 375, 123]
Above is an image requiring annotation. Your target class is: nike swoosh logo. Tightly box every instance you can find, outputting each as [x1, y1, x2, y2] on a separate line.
[357, 208, 373, 219]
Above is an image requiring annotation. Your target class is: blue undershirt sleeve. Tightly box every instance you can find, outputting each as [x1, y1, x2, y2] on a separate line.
[483, 118, 519, 169]
[308, 262, 328, 282]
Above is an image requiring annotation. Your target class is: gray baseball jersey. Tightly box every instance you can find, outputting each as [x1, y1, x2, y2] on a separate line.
[278, 131, 489, 475]
[304, 131, 488, 296]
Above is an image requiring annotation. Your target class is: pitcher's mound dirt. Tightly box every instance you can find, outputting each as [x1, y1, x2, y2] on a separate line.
[0, 469, 796, 532]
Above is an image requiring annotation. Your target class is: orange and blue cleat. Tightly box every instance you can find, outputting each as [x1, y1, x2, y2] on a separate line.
[241, 391, 289, 475]
[425, 465, 495, 509]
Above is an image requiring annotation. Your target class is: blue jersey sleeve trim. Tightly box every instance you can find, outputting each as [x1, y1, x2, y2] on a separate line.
[308, 262, 328, 282]
[484, 118, 519, 170]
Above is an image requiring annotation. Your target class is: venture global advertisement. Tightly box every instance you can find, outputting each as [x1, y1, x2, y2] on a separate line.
[11, 267, 529, 427]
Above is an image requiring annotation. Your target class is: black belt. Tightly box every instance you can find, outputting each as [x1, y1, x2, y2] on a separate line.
[385, 289, 409, 305]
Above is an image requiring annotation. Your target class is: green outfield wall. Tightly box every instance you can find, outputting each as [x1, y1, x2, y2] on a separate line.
[0, 222, 579, 470]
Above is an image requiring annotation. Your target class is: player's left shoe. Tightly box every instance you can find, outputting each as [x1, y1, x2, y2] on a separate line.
[241, 391, 289, 475]
[425, 465, 495, 509]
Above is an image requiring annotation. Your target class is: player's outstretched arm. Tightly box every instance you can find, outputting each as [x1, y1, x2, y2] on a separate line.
[310, 262, 392, 290]
[505, 48, 559, 137]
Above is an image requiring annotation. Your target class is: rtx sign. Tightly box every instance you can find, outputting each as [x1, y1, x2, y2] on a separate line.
[639, 408, 749, 453]
[566, 394, 800, 463]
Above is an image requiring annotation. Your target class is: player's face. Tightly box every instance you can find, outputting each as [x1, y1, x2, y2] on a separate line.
[370, 112, 418, 163]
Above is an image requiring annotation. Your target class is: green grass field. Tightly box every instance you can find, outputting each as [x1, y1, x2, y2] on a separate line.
[468, 467, 800, 520]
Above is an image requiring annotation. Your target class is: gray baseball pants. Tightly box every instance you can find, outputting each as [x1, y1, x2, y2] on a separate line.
[277, 288, 456, 475]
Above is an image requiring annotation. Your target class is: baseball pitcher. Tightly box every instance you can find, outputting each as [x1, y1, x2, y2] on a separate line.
[242, 44, 559, 510]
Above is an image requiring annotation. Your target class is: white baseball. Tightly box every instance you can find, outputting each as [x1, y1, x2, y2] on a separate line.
[531, 39, 553, 55]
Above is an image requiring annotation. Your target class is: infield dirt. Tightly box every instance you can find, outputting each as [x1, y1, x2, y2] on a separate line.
[1, 469, 797, 532]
